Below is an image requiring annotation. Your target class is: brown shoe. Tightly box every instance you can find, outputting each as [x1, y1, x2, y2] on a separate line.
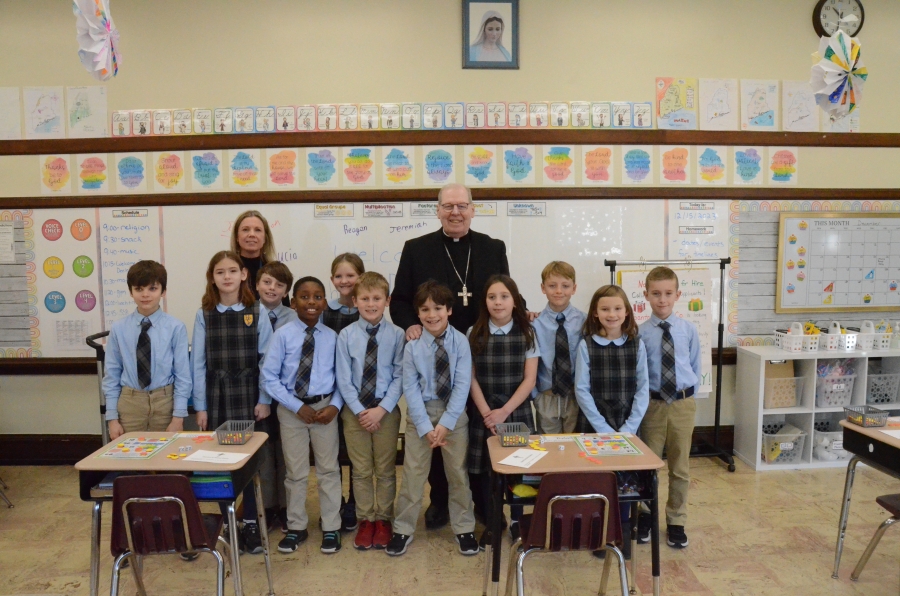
[372, 520, 392, 550]
[354, 520, 374, 550]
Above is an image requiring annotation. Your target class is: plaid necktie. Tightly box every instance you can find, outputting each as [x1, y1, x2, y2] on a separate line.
[136, 318, 152, 389]
[268, 310, 277, 330]
[659, 320, 677, 404]
[358, 325, 380, 409]
[552, 313, 573, 398]
[433, 333, 452, 402]
[295, 326, 315, 399]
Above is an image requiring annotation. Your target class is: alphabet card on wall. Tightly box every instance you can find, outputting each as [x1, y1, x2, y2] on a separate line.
[173, 109, 191, 135]
[152, 109, 171, 135]
[296, 105, 316, 131]
[582, 145, 614, 185]
[342, 147, 377, 187]
[611, 102, 632, 128]
[423, 103, 444, 130]
[152, 151, 186, 192]
[229, 149, 262, 190]
[75, 154, 109, 194]
[528, 102, 548, 127]
[306, 147, 339, 188]
[401, 103, 421, 129]
[382, 146, 415, 187]
[621, 145, 653, 185]
[569, 102, 590, 128]
[213, 108, 233, 133]
[233, 108, 254, 133]
[192, 108, 212, 134]
[276, 106, 296, 132]
[632, 102, 652, 128]
[132, 109, 151, 136]
[267, 148, 300, 190]
[466, 102, 486, 128]
[338, 104, 358, 131]
[741, 80, 779, 131]
[733, 146, 764, 185]
[464, 145, 497, 186]
[541, 145, 575, 186]
[317, 104, 338, 131]
[444, 102, 464, 129]
[191, 150, 224, 191]
[111, 110, 130, 137]
[359, 104, 379, 130]
[39, 155, 72, 195]
[591, 102, 612, 128]
[699, 79, 738, 131]
[502, 145, 536, 185]
[422, 145, 455, 186]
[659, 146, 691, 184]
[255, 106, 276, 132]
[507, 102, 526, 127]
[550, 102, 569, 127]
[380, 103, 400, 129]
[656, 77, 698, 130]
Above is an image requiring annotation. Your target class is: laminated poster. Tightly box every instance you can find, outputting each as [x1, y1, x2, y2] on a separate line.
[115, 153, 148, 193]
[659, 146, 691, 185]
[0, 87, 22, 140]
[621, 146, 653, 185]
[782, 81, 819, 132]
[422, 145, 455, 186]
[306, 147, 339, 188]
[541, 145, 575, 186]
[582, 145, 613, 185]
[741, 80, 779, 131]
[39, 154, 72, 195]
[656, 78, 698, 130]
[267, 148, 300, 189]
[502, 145, 536, 185]
[191, 150, 224, 191]
[699, 79, 738, 131]
[24, 86, 65, 139]
[229, 149, 262, 190]
[75, 153, 109, 194]
[696, 146, 727, 186]
[66, 86, 108, 138]
[463, 145, 497, 186]
[769, 147, 798, 185]
[733, 146, 764, 185]
[152, 151, 186, 192]
[382, 146, 415, 186]
[342, 146, 377, 186]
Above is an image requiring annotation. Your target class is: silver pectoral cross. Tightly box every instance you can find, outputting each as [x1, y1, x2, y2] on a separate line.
[459, 285, 473, 307]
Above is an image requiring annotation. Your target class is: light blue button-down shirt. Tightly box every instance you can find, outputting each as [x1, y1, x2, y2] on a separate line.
[574, 334, 649, 434]
[261, 302, 299, 331]
[336, 317, 405, 415]
[102, 308, 192, 420]
[639, 314, 702, 395]
[403, 326, 472, 437]
[190, 303, 273, 411]
[261, 319, 344, 414]
[326, 298, 357, 316]
[532, 303, 586, 393]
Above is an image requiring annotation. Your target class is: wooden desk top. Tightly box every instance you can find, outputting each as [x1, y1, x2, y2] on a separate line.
[840, 420, 900, 451]
[487, 434, 664, 475]
[75, 432, 268, 473]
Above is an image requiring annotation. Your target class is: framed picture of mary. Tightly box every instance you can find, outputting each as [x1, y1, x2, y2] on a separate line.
[463, 0, 519, 70]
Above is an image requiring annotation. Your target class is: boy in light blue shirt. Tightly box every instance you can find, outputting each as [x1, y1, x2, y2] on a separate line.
[386, 281, 478, 557]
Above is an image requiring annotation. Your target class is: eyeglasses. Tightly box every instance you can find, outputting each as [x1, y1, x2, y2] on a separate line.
[439, 203, 471, 213]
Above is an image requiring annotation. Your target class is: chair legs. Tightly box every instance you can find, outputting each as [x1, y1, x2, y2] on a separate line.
[209, 547, 226, 596]
[514, 547, 542, 596]
[0, 475, 12, 508]
[504, 538, 523, 596]
[851, 516, 900, 581]
[110, 546, 227, 596]
[597, 545, 629, 596]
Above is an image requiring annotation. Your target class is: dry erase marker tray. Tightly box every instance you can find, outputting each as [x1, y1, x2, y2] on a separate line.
[215, 420, 254, 445]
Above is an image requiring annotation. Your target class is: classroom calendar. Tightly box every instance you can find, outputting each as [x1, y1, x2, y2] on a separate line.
[777, 214, 900, 313]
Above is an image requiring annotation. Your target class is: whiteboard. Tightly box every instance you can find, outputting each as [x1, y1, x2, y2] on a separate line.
[776, 212, 900, 313]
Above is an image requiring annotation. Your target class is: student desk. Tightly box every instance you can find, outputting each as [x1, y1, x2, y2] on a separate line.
[486, 434, 665, 596]
[832, 420, 900, 579]
[75, 431, 275, 596]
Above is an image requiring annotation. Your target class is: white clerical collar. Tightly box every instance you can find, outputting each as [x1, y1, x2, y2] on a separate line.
[442, 229, 469, 243]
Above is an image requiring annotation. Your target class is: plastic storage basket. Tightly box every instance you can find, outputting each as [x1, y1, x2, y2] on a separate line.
[866, 373, 900, 405]
[763, 377, 805, 409]
[812, 418, 851, 461]
[774, 323, 819, 353]
[215, 420, 254, 445]
[496, 422, 530, 447]
[845, 405, 889, 428]
[816, 375, 856, 408]
[761, 423, 806, 465]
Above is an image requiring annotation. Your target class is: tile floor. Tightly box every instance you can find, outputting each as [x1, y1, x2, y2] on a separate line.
[0, 457, 898, 595]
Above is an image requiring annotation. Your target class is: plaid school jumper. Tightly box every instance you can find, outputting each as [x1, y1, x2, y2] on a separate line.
[468, 324, 535, 474]
[322, 308, 359, 334]
[203, 305, 260, 430]
[576, 336, 639, 433]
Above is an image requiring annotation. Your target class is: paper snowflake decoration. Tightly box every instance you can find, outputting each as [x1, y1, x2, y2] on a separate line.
[73, 0, 121, 81]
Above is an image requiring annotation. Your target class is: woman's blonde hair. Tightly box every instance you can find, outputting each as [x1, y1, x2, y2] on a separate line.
[230, 210, 276, 262]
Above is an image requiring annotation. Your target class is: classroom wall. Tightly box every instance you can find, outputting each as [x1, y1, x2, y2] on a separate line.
[0, 0, 893, 434]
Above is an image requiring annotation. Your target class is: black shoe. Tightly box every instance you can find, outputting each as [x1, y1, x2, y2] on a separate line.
[592, 545, 631, 561]
[385, 532, 413, 556]
[340, 502, 359, 532]
[320, 531, 342, 554]
[666, 525, 688, 549]
[478, 529, 490, 551]
[456, 533, 479, 556]
[242, 522, 263, 555]
[179, 552, 199, 561]
[509, 521, 520, 543]
[277, 529, 309, 553]
[424, 504, 449, 529]
[223, 524, 246, 554]
[636, 513, 651, 544]
[278, 507, 289, 534]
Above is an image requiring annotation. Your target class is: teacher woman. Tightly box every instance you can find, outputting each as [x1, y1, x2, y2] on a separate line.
[230, 210, 278, 300]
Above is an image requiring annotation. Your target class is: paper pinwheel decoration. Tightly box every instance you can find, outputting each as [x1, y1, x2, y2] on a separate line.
[810, 30, 867, 117]
[72, 0, 120, 81]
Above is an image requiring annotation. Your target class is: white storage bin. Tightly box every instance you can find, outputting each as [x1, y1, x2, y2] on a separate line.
[866, 373, 900, 405]
[763, 377, 804, 409]
[774, 322, 819, 353]
[812, 430, 850, 461]
[761, 424, 806, 465]
[816, 374, 856, 408]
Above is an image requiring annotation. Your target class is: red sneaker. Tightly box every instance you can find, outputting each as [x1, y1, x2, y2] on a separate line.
[354, 520, 374, 550]
[372, 520, 392, 550]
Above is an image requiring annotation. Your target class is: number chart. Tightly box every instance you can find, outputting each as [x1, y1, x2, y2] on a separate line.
[99, 436, 170, 459]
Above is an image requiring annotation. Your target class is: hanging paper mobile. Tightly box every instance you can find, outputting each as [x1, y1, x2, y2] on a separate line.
[72, 0, 121, 81]
[809, 30, 867, 117]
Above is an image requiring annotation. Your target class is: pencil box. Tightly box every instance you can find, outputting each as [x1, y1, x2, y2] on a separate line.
[190, 472, 234, 499]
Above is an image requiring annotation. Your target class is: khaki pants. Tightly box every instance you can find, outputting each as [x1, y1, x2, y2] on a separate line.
[639, 397, 696, 527]
[533, 390, 580, 434]
[341, 406, 401, 522]
[278, 398, 342, 532]
[393, 400, 475, 536]
[117, 385, 174, 433]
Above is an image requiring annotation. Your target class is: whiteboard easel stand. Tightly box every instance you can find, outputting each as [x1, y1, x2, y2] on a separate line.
[604, 257, 735, 473]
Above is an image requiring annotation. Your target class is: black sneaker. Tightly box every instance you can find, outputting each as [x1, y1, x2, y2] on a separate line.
[509, 521, 520, 543]
[320, 531, 341, 554]
[340, 502, 359, 532]
[666, 525, 688, 549]
[242, 522, 263, 555]
[385, 533, 413, 556]
[223, 524, 246, 554]
[636, 513, 651, 544]
[456, 532, 479, 556]
[277, 529, 309, 553]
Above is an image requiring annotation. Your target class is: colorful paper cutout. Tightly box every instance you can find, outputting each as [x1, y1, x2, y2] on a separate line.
[342, 147, 376, 186]
[502, 145, 536, 184]
[229, 149, 261, 189]
[382, 146, 415, 186]
[542, 145, 574, 185]
[422, 145, 455, 186]
[582, 145, 613, 185]
[306, 147, 339, 188]
[191, 150, 223, 190]
[464, 145, 496, 186]
[697, 146, 727, 185]
[622, 146, 652, 184]
[76, 153, 108, 194]
[39, 155, 71, 194]
[660, 146, 691, 184]
[268, 149, 300, 189]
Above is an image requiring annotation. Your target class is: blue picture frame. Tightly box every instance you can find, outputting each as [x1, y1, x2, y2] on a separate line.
[463, 0, 519, 70]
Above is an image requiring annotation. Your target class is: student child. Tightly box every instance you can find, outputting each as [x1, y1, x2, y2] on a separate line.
[532, 261, 586, 434]
[191, 251, 273, 554]
[261, 276, 344, 555]
[322, 252, 365, 532]
[387, 281, 478, 557]
[335, 272, 405, 551]
[467, 275, 538, 542]
[103, 260, 191, 441]
[637, 267, 701, 550]
[256, 261, 298, 532]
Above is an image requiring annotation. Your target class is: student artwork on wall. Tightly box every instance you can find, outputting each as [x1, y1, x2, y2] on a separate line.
[306, 147, 339, 188]
[342, 147, 377, 186]
[75, 154, 109, 194]
[267, 148, 300, 189]
[191, 150, 224, 191]
[696, 146, 728, 186]
[769, 147, 798, 185]
[542, 145, 575, 185]
[24, 86, 65, 139]
[422, 145, 456, 186]
[699, 79, 738, 131]
[229, 149, 262, 190]
[382, 146, 415, 186]
[502, 145, 535, 185]
[741, 80, 779, 131]
[464, 145, 497, 186]
[0, 87, 22, 140]
[115, 153, 147, 193]
[152, 151, 186, 192]
[782, 81, 819, 132]
[656, 78, 698, 130]
[66, 86, 108, 138]
[463, 0, 519, 69]
[582, 145, 613, 185]
[659, 146, 691, 184]
[621, 145, 653, 184]
[39, 155, 72, 195]
[733, 146, 764, 185]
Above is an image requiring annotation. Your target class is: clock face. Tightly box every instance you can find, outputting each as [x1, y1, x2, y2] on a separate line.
[816, 0, 864, 37]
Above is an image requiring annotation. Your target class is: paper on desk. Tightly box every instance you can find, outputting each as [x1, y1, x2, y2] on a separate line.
[499, 449, 548, 469]
[183, 450, 249, 464]
[877, 429, 900, 440]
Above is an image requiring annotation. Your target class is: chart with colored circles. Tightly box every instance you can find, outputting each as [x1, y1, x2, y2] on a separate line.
[575, 435, 642, 457]
[99, 436, 170, 459]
